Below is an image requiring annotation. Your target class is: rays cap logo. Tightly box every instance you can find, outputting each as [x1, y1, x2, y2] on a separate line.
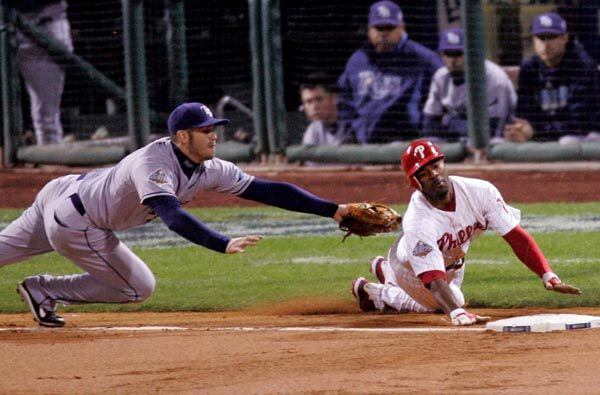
[369, 0, 403, 27]
[532, 12, 567, 37]
[167, 102, 230, 135]
[438, 27, 464, 52]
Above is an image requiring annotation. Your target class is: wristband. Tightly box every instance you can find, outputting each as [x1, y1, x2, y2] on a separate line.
[542, 272, 560, 284]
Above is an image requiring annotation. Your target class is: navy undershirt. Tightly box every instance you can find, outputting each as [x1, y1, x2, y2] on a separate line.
[171, 141, 200, 179]
[145, 144, 339, 253]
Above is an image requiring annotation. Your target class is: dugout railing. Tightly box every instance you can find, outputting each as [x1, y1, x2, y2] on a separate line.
[1, 1, 599, 167]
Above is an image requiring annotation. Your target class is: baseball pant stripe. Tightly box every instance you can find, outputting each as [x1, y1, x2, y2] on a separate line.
[83, 230, 140, 301]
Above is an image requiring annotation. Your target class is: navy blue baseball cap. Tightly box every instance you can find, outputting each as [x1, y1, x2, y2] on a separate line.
[532, 12, 567, 36]
[439, 28, 464, 52]
[167, 102, 229, 134]
[368, 0, 403, 27]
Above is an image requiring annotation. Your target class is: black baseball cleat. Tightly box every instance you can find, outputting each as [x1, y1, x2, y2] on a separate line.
[352, 277, 377, 312]
[17, 281, 65, 328]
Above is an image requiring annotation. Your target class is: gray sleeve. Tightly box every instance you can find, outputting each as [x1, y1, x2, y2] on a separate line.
[423, 71, 444, 116]
[302, 122, 320, 145]
[206, 159, 255, 195]
[486, 62, 517, 119]
[133, 161, 178, 203]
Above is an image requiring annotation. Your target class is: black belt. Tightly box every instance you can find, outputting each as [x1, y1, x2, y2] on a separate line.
[69, 193, 86, 216]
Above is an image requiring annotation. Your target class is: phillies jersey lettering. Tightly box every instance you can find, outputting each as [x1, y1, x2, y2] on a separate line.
[437, 221, 487, 251]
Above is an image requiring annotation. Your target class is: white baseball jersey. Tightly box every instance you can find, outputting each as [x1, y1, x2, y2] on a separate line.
[77, 137, 254, 231]
[382, 176, 520, 310]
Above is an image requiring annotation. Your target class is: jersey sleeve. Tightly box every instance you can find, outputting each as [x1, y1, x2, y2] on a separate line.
[423, 71, 444, 116]
[207, 159, 254, 195]
[482, 183, 520, 235]
[133, 160, 178, 203]
[400, 223, 446, 276]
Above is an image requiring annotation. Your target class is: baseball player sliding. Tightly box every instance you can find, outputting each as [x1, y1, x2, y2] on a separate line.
[2, 102, 353, 327]
[352, 139, 581, 325]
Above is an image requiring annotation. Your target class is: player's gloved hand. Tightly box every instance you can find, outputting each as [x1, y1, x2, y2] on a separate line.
[226, 235, 263, 254]
[450, 308, 491, 326]
[542, 272, 581, 295]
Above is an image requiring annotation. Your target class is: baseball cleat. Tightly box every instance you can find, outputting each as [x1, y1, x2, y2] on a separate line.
[370, 256, 387, 284]
[17, 281, 65, 328]
[351, 277, 377, 312]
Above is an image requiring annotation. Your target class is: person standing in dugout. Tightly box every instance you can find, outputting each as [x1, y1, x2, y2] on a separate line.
[1, 102, 356, 327]
[352, 139, 581, 325]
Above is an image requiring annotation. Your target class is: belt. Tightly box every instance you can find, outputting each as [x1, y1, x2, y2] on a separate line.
[68, 193, 86, 216]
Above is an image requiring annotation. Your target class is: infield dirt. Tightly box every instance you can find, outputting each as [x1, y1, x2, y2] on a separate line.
[1, 165, 599, 393]
[2, 305, 600, 394]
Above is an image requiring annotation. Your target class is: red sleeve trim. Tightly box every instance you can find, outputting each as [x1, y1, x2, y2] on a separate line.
[502, 225, 551, 277]
[418, 270, 447, 289]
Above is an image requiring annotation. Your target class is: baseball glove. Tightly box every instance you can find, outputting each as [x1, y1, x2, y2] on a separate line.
[339, 203, 402, 241]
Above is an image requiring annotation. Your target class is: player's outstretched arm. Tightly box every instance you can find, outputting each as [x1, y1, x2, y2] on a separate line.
[225, 235, 263, 254]
[503, 226, 581, 296]
[238, 179, 339, 218]
[428, 277, 490, 326]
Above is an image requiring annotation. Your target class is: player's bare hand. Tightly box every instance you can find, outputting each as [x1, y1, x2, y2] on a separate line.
[333, 204, 349, 223]
[504, 117, 533, 142]
[226, 235, 263, 254]
[543, 272, 582, 295]
[450, 308, 491, 326]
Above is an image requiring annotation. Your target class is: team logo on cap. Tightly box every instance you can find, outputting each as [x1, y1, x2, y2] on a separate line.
[540, 15, 553, 27]
[412, 240, 433, 257]
[447, 31, 460, 45]
[148, 167, 170, 185]
[200, 105, 213, 117]
[377, 5, 391, 18]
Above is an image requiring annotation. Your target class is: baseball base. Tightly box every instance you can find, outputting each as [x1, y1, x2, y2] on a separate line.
[486, 314, 600, 333]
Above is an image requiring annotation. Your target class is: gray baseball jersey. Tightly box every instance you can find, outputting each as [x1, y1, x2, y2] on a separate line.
[302, 121, 344, 146]
[423, 60, 516, 137]
[77, 137, 254, 230]
[0, 137, 254, 311]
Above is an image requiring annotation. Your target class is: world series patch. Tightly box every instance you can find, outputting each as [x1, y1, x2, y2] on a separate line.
[148, 168, 169, 185]
[412, 240, 433, 257]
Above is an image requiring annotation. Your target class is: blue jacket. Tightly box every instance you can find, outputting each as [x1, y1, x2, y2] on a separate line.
[516, 40, 599, 141]
[338, 35, 442, 144]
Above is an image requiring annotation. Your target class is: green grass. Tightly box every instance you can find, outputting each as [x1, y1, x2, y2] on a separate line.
[0, 202, 598, 313]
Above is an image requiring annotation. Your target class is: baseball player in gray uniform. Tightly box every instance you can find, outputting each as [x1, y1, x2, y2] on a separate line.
[2, 102, 351, 327]
[9, 0, 73, 145]
[422, 27, 516, 143]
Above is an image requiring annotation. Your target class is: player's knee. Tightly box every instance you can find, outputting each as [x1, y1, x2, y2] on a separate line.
[131, 274, 156, 302]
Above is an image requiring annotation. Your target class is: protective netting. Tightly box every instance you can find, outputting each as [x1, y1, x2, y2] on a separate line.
[8, 0, 600, 151]
[282, 0, 599, 144]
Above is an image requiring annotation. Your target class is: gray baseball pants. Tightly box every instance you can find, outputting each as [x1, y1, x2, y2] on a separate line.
[0, 175, 156, 310]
